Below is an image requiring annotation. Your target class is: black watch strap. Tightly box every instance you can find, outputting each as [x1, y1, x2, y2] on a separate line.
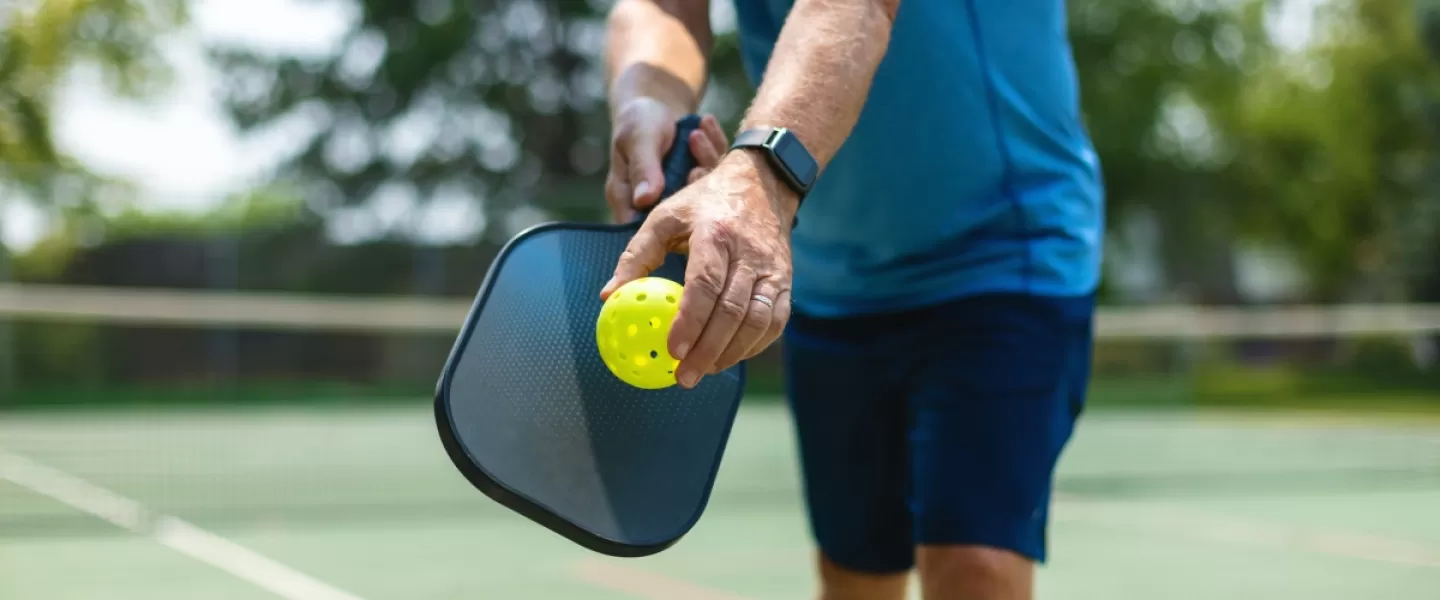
[731, 128, 774, 152]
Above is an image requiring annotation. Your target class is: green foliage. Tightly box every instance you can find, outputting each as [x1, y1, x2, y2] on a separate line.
[10, 185, 308, 281]
[98, 186, 309, 239]
[210, 0, 752, 240]
[212, 0, 1437, 302]
[0, 0, 186, 193]
[3, 0, 1437, 305]
[1072, 0, 1440, 302]
[1071, 0, 1277, 302]
[1225, 0, 1440, 300]
[0, 0, 187, 287]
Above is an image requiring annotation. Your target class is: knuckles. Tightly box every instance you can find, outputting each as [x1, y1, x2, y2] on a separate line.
[701, 219, 736, 248]
[688, 268, 727, 296]
[714, 297, 748, 320]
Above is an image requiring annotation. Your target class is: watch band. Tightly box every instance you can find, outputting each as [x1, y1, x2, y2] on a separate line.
[731, 128, 773, 152]
[729, 127, 816, 197]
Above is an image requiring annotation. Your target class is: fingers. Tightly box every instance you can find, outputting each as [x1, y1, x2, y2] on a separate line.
[604, 140, 635, 223]
[625, 135, 666, 212]
[686, 130, 716, 184]
[689, 129, 723, 169]
[613, 111, 727, 213]
[712, 276, 780, 371]
[675, 259, 755, 389]
[744, 289, 790, 360]
[667, 226, 731, 376]
[601, 211, 685, 299]
[686, 130, 719, 185]
[611, 107, 673, 212]
[686, 115, 729, 185]
[604, 172, 636, 223]
[700, 113, 729, 151]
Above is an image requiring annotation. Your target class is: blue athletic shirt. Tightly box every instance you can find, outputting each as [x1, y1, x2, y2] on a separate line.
[733, 0, 1106, 317]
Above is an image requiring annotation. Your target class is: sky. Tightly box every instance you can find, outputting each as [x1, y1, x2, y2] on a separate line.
[55, 0, 355, 208]
[3, 0, 355, 251]
[2, 0, 1315, 253]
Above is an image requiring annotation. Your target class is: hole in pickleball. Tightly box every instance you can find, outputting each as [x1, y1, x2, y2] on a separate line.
[649, 350, 658, 359]
[649, 317, 661, 329]
[627, 324, 638, 336]
[637, 293, 647, 301]
[634, 355, 649, 367]
[618, 351, 628, 360]
[665, 295, 676, 304]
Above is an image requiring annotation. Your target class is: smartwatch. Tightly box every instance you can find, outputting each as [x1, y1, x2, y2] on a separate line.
[729, 127, 819, 202]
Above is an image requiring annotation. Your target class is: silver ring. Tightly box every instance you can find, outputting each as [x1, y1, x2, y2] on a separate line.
[751, 294, 774, 308]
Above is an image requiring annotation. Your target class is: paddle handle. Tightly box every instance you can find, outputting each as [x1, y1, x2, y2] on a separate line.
[631, 115, 702, 225]
[660, 114, 703, 199]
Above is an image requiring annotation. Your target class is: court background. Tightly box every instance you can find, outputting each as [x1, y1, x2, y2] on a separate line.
[5, 0, 1440, 597]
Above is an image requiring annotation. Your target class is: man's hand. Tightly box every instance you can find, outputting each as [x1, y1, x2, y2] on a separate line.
[600, 152, 798, 388]
[604, 98, 730, 223]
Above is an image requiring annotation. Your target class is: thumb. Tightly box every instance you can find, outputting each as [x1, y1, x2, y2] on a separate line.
[627, 130, 668, 211]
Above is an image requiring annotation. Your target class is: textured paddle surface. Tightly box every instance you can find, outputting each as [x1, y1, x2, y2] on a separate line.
[443, 225, 744, 549]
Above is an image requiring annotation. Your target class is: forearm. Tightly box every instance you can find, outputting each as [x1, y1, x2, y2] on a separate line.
[739, 0, 899, 171]
[605, 0, 712, 118]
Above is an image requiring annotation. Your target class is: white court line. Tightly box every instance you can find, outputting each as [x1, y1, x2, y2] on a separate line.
[0, 449, 366, 600]
[573, 558, 752, 600]
[1054, 495, 1440, 568]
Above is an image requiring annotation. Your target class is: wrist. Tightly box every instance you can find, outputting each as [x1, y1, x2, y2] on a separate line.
[609, 67, 698, 122]
[719, 149, 801, 223]
[610, 95, 683, 125]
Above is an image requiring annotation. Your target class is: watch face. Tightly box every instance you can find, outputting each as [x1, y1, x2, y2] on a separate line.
[772, 133, 818, 188]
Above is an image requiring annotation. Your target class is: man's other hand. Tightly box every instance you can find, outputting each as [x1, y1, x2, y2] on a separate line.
[604, 98, 729, 223]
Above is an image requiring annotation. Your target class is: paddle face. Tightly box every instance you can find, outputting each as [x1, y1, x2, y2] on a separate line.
[435, 115, 746, 557]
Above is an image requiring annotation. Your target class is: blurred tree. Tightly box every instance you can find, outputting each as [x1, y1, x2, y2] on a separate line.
[215, 0, 1438, 303]
[212, 0, 750, 244]
[1408, 0, 1440, 304]
[1070, 0, 1277, 303]
[1075, 0, 1440, 303]
[0, 0, 186, 197]
[1224, 0, 1440, 301]
[0, 0, 184, 393]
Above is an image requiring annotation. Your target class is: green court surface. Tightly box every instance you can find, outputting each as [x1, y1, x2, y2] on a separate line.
[2, 402, 1439, 599]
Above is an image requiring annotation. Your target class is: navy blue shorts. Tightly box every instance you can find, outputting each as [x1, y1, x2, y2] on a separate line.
[782, 292, 1095, 573]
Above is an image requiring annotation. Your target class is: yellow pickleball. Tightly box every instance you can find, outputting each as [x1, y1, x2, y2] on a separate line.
[596, 277, 684, 389]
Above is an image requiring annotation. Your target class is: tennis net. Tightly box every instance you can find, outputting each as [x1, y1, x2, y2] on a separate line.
[1, 283, 1439, 537]
[4, 282, 1440, 406]
[6, 283, 1440, 337]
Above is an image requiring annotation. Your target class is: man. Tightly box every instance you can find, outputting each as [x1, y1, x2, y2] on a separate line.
[600, 0, 1103, 598]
